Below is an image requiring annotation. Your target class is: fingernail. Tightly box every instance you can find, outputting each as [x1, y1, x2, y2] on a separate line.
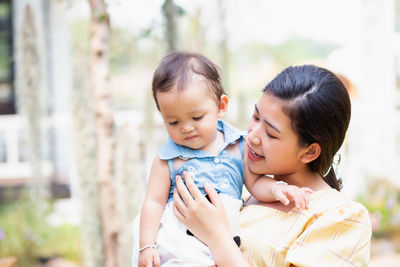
[204, 182, 210, 188]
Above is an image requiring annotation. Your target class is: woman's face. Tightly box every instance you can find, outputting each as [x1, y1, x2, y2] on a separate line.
[246, 93, 308, 177]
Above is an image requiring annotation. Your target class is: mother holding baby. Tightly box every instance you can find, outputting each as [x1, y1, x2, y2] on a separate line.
[173, 64, 371, 266]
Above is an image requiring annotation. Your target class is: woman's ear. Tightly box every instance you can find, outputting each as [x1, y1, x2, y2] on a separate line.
[217, 95, 229, 118]
[300, 143, 321, 163]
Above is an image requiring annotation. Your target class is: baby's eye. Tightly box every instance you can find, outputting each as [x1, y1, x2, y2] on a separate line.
[253, 114, 259, 121]
[169, 121, 178, 126]
[193, 115, 204, 121]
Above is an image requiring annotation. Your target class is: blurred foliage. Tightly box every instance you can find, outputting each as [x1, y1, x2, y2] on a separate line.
[70, 19, 160, 111]
[267, 37, 337, 69]
[161, 1, 186, 17]
[396, 0, 400, 32]
[71, 19, 161, 74]
[358, 178, 400, 239]
[0, 191, 82, 267]
[70, 19, 90, 55]
[0, 1, 11, 80]
[241, 37, 337, 70]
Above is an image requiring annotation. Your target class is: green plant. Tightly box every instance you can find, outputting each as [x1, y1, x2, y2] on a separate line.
[0, 192, 82, 267]
[358, 178, 400, 239]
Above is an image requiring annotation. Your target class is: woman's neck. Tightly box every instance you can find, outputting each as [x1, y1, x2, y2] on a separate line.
[274, 169, 331, 192]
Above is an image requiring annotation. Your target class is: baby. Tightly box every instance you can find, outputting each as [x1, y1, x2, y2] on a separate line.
[132, 52, 310, 267]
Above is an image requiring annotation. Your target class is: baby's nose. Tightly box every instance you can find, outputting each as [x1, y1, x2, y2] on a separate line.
[181, 123, 194, 133]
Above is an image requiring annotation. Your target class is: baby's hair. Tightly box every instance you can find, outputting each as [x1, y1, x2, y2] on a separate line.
[264, 65, 351, 191]
[152, 51, 226, 110]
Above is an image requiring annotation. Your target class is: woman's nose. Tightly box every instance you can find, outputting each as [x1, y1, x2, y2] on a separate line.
[247, 126, 261, 146]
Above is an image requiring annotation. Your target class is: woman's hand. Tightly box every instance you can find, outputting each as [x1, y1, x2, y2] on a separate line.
[173, 171, 252, 267]
[172, 171, 232, 246]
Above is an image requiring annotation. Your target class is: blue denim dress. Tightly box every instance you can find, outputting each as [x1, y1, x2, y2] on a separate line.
[159, 120, 246, 202]
[132, 120, 246, 266]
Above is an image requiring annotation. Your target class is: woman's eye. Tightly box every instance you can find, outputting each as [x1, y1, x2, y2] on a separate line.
[193, 115, 204, 121]
[253, 115, 259, 121]
[169, 121, 178, 126]
[266, 132, 277, 139]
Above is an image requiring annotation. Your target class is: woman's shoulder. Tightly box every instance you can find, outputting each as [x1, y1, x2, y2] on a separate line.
[241, 188, 370, 227]
[285, 189, 371, 267]
[309, 188, 370, 223]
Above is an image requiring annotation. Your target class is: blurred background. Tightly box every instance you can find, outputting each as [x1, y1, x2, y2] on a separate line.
[0, 0, 399, 266]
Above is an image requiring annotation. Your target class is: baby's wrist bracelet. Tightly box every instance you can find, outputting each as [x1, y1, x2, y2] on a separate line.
[272, 180, 288, 200]
[139, 244, 156, 253]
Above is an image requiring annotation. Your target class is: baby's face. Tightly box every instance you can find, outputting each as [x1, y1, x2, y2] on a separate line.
[156, 77, 225, 151]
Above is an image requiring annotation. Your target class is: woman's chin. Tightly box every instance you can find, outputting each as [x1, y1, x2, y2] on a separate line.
[248, 162, 267, 175]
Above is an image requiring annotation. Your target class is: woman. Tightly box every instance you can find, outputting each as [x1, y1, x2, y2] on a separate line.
[173, 65, 371, 266]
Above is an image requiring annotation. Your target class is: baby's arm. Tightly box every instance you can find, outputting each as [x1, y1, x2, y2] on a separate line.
[138, 155, 170, 267]
[243, 144, 312, 209]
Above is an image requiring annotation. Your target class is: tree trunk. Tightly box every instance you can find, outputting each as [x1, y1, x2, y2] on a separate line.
[217, 0, 230, 93]
[115, 123, 145, 266]
[17, 5, 49, 205]
[72, 46, 105, 267]
[88, 1, 119, 267]
[163, 0, 177, 52]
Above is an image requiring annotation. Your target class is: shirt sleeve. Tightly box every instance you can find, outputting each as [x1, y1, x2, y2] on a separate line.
[285, 202, 371, 267]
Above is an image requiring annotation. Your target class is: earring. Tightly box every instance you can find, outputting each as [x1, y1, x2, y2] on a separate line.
[333, 153, 341, 173]
[323, 165, 332, 177]
[322, 153, 341, 178]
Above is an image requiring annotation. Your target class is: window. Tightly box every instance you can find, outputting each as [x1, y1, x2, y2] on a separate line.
[0, 0, 14, 114]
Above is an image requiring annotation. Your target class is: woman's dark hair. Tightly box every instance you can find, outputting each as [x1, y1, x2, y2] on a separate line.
[263, 65, 351, 191]
[152, 51, 226, 110]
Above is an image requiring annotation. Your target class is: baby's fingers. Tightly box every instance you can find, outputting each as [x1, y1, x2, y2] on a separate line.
[302, 191, 310, 208]
[285, 189, 306, 209]
[276, 190, 290, 206]
[153, 251, 160, 267]
[301, 187, 314, 194]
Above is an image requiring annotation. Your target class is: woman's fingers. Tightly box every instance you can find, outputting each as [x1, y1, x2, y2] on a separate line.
[172, 197, 186, 222]
[175, 174, 196, 204]
[204, 183, 221, 207]
[173, 187, 186, 213]
[181, 171, 204, 200]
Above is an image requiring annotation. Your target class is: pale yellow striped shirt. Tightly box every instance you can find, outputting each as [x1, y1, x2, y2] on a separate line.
[239, 188, 371, 267]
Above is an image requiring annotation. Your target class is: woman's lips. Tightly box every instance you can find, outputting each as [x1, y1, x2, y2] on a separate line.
[248, 145, 264, 161]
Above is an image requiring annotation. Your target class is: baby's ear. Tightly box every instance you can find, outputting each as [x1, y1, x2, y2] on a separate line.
[217, 95, 229, 118]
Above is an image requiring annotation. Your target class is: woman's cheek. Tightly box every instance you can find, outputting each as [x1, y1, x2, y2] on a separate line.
[248, 121, 254, 133]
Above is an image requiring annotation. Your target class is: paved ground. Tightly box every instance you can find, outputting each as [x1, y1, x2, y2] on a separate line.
[370, 238, 400, 267]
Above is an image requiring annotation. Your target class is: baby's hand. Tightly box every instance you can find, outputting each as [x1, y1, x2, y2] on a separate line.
[138, 246, 160, 267]
[272, 181, 313, 209]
